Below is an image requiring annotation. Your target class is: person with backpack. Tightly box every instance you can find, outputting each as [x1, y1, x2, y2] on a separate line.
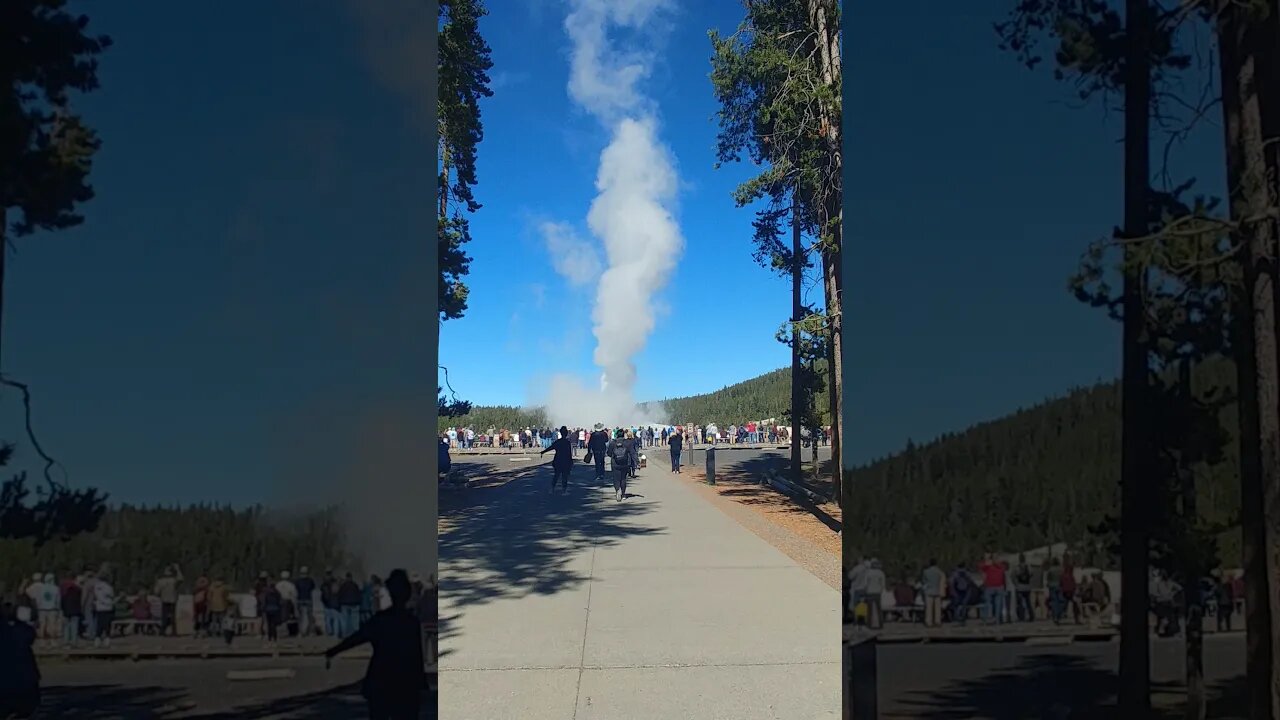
[607, 429, 631, 502]
[949, 563, 972, 625]
[540, 426, 575, 494]
[625, 431, 640, 479]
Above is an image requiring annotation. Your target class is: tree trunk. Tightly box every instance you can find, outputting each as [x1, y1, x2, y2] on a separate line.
[1218, 3, 1280, 717]
[809, 0, 843, 505]
[791, 190, 803, 482]
[1180, 359, 1206, 720]
[1118, 0, 1153, 714]
[825, 311, 841, 504]
[0, 207, 6, 373]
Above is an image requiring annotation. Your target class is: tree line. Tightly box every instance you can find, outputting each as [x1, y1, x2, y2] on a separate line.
[0, 504, 356, 595]
[845, 357, 1244, 577]
[437, 364, 832, 433]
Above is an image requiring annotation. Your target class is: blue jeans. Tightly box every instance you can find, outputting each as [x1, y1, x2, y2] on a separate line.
[670, 450, 681, 470]
[952, 595, 968, 624]
[325, 608, 343, 637]
[1049, 589, 1065, 622]
[83, 610, 96, 639]
[297, 601, 314, 636]
[594, 455, 606, 478]
[342, 606, 361, 637]
[62, 615, 79, 645]
[983, 588, 1006, 623]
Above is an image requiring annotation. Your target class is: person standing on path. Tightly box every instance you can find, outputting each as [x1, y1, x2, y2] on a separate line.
[587, 423, 609, 482]
[154, 565, 182, 637]
[1013, 554, 1033, 622]
[921, 560, 945, 628]
[323, 569, 425, 720]
[541, 426, 575, 493]
[607, 429, 631, 502]
[979, 554, 1007, 625]
[668, 429, 683, 473]
[864, 560, 887, 630]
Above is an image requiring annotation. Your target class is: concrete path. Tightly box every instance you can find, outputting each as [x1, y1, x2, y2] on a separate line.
[439, 450, 840, 719]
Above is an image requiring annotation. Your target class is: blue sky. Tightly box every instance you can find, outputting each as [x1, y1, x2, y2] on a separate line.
[437, 0, 815, 408]
[1, 1, 431, 505]
[846, 4, 1225, 465]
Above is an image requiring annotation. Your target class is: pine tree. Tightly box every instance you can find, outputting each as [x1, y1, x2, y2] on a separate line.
[438, 0, 493, 416]
[710, 0, 843, 493]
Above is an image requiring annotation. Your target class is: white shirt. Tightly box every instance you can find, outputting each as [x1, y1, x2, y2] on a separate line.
[377, 586, 392, 610]
[276, 580, 298, 603]
[93, 581, 115, 612]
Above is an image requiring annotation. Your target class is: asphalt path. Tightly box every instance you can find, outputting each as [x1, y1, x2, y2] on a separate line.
[439, 446, 840, 720]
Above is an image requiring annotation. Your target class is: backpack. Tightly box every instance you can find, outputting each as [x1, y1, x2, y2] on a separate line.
[952, 572, 970, 595]
[611, 441, 629, 463]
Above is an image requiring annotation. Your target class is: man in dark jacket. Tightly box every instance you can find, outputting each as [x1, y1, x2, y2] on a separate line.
[324, 569, 425, 720]
[668, 429, 683, 473]
[0, 602, 39, 718]
[587, 423, 609, 481]
[541, 426, 575, 493]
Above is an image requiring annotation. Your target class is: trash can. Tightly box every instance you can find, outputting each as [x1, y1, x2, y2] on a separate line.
[845, 629, 878, 720]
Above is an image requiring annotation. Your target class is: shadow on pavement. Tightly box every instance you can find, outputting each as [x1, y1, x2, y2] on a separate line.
[707, 453, 842, 533]
[37, 685, 186, 719]
[439, 459, 666, 609]
[40, 682, 438, 719]
[889, 652, 1247, 719]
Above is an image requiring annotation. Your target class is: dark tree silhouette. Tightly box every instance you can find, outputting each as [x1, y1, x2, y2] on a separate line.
[0, 0, 110, 545]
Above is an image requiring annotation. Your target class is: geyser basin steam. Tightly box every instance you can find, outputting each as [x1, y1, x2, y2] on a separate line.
[541, 0, 682, 426]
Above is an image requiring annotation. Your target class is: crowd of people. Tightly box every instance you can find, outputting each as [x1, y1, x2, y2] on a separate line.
[1, 565, 435, 720]
[4, 562, 438, 648]
[845, 552, 1244, 636]
[440, 420, 829, 451]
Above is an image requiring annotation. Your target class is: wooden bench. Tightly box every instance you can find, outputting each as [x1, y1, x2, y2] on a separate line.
[111, 619, 161, 637]
[232, 618, 262, 636]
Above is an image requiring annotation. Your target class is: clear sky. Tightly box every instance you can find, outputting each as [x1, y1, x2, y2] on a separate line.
[2, 1, 432, 506]
[437, 0, 816, 409]
[846, 4, 1225, 465]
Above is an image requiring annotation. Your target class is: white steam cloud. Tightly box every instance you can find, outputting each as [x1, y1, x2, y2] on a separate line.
[541, 0, 683, 428]
[541, 221, 602, 287]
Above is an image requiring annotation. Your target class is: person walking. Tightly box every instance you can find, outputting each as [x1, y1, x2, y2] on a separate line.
[323, 569, 425, 720]
[668, 428, 684, 473]
[587, 423, 609, 482]
[540, 426, 575, 493]
[607, 429, 632, 502]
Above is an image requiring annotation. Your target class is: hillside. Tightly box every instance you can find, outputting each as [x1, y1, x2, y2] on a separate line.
[440, 364, 832, 431]
[843, 359, 1243, 576]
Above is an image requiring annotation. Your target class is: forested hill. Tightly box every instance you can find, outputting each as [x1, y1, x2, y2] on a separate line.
[440, 364, 831, 431]
[843, 360, 1243, 576]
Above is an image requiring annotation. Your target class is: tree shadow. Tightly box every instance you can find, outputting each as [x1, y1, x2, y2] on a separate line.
[887, 651, 1247, 719]
[40, 680, 438, 719]
[890, 653, 1118, 718]
[438, 459, 666, 609]
[187, 682, 436, 719]
[37, 685, 188, 719]
[703, 452, 842, 533]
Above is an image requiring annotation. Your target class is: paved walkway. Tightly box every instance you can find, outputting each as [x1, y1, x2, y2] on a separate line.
[439, 451, 840, 719]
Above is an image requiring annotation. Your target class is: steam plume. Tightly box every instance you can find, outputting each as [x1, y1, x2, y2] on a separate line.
[542, 0, 682, 427]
